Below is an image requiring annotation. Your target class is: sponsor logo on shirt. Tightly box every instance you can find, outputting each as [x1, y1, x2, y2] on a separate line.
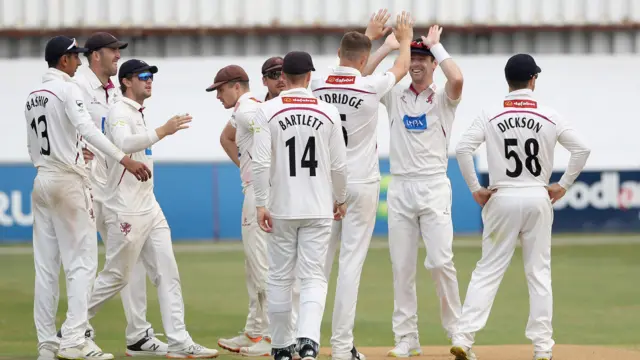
[504, 100, 537, 108]
[326, 75, 356, 85]
[282, 97, 318, 104]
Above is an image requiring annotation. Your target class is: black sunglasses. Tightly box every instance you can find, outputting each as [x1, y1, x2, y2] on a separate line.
[264, 70, 282, 80]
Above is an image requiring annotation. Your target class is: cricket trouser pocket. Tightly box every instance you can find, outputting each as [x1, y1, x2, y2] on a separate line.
[387, 175, 461, 339]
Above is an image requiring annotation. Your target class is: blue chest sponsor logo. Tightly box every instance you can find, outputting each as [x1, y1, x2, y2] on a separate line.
[145, 147, 152, 156]
[403, 114, 427, 132]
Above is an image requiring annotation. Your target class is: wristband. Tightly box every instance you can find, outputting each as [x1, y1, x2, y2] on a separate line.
[429, 43, 451, 63]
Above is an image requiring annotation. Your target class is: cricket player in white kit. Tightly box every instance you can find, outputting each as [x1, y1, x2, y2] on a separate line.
[451, 54, 591, 360]
[367, 26, 465, 356]
[72, 32, 167, 357]
[213, 64, 276, 357]
[85, 59, 218, 359]
[27, 36, 152, 360]
[309, 10, 413, 360]
[252, 51, 348, 360]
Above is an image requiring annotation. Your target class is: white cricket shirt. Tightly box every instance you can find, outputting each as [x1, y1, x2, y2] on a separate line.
[103, 97, 161, 214]
[381, 83, 460, 178]
[252, 88, 348, 220]
[24, 68, 125, 177]
[229, 92, 262, 189]
[73, 66, 121, 201]
[456, 89, 591, 192]
[310, 66, 395, 183]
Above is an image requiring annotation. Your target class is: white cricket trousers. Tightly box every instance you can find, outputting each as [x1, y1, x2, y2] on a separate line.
[324, 181, 379, 356]
[267, 218, 333, 349]
[453, 187, 555, 354]
[93, 198, 153, 345]
[387, 175, 462, 341]
[241, 185, 301, 338]
[87, 204, 194, 351]
[32, 171, 97, 351]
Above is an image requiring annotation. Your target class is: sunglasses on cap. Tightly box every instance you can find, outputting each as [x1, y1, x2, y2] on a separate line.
[264, 70, 282, 80]
[137, 72, 154, 81]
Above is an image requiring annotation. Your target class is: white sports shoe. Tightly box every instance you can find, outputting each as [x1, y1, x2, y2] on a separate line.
[534, 352, 552, 360]
[38, 343, 58, 360]
[125, 334, 168, 356]
[218, 332, 262, 353]
[333, 347, 366, 360]
[166, 343, 219, 358]
[450, 345, 477, 360]
[387, 335, 422, 357]
[56, 341, 114, 360]
[240, 338, 272, 357]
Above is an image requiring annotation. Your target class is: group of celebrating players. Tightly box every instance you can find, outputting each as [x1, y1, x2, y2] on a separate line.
[26, 7, 590, 360]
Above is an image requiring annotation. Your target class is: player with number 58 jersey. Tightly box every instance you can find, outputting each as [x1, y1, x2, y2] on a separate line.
[452, 54, 591, 360]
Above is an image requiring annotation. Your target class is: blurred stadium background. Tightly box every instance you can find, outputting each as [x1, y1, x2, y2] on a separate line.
[0, 0, 638, 242]
[2, 1, 640, 359]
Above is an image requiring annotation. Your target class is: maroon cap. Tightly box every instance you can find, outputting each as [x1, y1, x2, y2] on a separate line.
[206, 65, 250, 92]
[85, 32, 128, 52]
[262, 56, 283, 75]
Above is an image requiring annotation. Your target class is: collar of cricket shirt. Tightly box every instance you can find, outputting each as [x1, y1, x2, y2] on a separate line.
[333, 65, 362, 76]
[407, 82, 437, 96]
[120, 96, 143, 112]
[280, 87, 313, 97]
[43, 67, 72, 83]
[78, 65, 107, 91]
[505, 89, 534, 98]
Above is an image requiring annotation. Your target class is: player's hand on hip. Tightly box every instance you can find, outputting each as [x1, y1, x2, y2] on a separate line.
[472, 188, 496, 207]
[333, 201, 347, 221]
[546, 183, 567, 204]
[392, 11, 414, 44]
[120, 156, 152, 182]
[421, 25, 443, 47]
[257, 206, 272, 232]
[82, 148, 94, 162]
[163, 113, 192, 136]
[364, 9, 392, 41]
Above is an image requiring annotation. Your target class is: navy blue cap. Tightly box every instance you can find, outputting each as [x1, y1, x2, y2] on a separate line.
[282, 51, 315, 75]
[505, 54, 542, 82]
[118, 59, 158, 80]
[45, 36, 89, 62]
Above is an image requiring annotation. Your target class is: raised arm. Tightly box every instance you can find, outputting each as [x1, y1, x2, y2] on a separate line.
[364, 12, 413, 84]
[422, 26, 463, 102]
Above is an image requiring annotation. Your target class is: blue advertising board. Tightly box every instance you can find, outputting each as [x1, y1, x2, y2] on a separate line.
[0, 158, 482, 243]
[480, 170, 640, 233]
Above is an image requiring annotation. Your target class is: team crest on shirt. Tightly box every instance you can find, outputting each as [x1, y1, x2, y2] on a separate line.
[326, 75, 356, 85]
[120, 222, 132, 236]
[427, 93, 434, 104]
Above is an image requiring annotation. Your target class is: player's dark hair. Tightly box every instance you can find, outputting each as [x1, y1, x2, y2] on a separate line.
[339, 31, 372, 61]
[507, 79, 530, 90]
[119, 75, 132, 94]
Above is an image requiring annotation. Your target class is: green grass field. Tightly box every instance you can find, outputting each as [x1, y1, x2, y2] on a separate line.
[1, 235, 640, 359]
